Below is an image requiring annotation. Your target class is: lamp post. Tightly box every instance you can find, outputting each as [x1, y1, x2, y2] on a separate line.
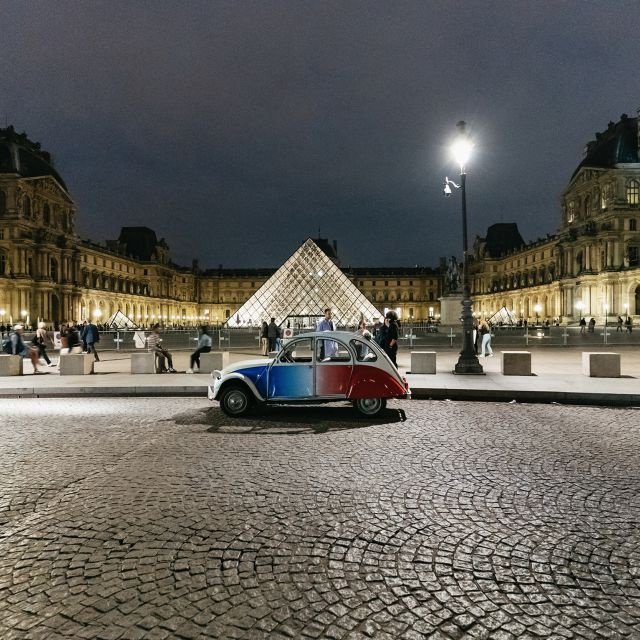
[623, 303, 629, 320]
[449, 121, 483, 374]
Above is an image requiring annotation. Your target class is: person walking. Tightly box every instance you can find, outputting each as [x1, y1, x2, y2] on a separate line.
[83, 320, 101, 361]
[33, 321, 55, 367]
[4, 324, 41, 373]
[588, 317, 596, 333]
[260, 320, 269, 356]
[617, 316, 623, 332]
[147, 324, 176, 373]
[186, 326, 212, 373]
[579, 317, 587, 335]
[626, 316, 633, 333]
[479, 320, 493, 357]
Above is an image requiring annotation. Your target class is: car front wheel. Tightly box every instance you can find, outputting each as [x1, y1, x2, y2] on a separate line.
[220, 384, 253, 416]
[354, 398, 386, 416]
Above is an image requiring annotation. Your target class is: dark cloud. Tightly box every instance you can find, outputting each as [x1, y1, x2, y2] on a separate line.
[2, 1, 639, 267]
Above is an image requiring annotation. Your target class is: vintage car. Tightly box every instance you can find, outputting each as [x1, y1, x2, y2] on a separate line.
[208, 331, 410, 416]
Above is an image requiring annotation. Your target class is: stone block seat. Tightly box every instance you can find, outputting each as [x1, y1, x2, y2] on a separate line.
[131, 352, 159, 374]
[582, 352, 621, 378]
[0, 354, 23, 376]
[410, 351, 436, 374]
[59, 353, 95, 375]
[198, 351, 229, 374]
[501, 351, 532, 376]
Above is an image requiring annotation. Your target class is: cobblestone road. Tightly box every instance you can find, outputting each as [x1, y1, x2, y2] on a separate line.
[1, 398, 639, 640]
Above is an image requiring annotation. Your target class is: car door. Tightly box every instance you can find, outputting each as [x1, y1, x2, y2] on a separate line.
[314, 336, 353, 398]
[267, 337, 314, 399]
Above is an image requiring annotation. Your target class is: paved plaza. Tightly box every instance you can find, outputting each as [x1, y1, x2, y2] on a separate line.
[1, 398, 639, 640]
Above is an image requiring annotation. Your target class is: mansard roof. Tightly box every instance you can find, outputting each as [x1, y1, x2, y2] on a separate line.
[572, 114, 639, 179]
[0, 126, 68, 192]
[483, 223, 525, 258]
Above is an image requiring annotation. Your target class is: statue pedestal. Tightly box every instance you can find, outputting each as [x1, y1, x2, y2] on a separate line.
[439, 294, 463, 326]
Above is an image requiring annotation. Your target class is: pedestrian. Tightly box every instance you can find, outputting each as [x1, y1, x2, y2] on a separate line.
[317, 308, 336, 332]
[82, 320, 101, 361]
[33, 321, 55, 367]
[579, 317, 586, 335]
[384, 311, 399, 367]
[479, 320, 493, 357]
[260, 320, 269, 356]
[147, 324, 176, 373]
[267, 317, 279, 352]
[374, 318, 387, 350]
[616, 316, 623, 332]
[186, 326, 212, 373]
[317, 308, 337, 359]
[3, 324, 41, 373]
[626, 316, 633, 333]
[80, 320, 89, 352]
[588, 317, 595, 333]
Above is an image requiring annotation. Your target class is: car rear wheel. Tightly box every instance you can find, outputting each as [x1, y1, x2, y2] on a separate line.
[354, 398, 386, 416]
[220, 384, 252, 416]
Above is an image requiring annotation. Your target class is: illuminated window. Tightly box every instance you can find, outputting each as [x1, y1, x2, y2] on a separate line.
[627, 179, 639, 205]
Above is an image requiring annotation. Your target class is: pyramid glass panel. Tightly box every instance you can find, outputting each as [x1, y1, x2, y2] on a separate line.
[227, 239, 381, 327]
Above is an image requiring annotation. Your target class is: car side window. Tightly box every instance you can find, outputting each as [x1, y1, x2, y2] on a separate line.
[350, 339, 377, 362]
[279, 338, 313, 363]
[317, 338, 351, 363]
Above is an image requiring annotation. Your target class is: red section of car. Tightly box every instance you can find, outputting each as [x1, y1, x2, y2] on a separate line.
[347, 366, 408, 399]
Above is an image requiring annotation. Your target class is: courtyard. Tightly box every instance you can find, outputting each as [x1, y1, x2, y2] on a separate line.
[0, 398, 638, 639]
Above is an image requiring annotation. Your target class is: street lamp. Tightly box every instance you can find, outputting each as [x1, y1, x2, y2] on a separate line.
[603, 303, 609, 327]
[576, 300, 584, 317]
[623, 303, 629, 320]
[447, 121, 483, 374]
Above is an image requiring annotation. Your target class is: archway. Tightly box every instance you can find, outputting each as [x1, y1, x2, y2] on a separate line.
[635, 285, 640, 315]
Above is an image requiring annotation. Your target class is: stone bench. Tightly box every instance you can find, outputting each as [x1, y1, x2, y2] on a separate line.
[198, 351, 229, 374]
[501, 351, 532, 376]
[131, 352, 159, 374]
[0, 355, 23, 376]
[582, 352, 621, 378]
[59, 353, 95, 375]
[411, 351, 436, 374]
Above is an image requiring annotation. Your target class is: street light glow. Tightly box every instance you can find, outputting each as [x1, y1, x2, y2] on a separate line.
[451, 137, 473, 168]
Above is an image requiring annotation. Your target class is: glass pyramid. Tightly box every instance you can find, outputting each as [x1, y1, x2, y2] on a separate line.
[227, 238, 381, 328]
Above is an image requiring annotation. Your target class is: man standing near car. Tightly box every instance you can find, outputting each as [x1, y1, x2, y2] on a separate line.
[317, 308, 337, 359]
[267, 317, 279, 352]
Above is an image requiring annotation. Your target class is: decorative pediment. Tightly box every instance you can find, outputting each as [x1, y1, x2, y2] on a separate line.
[22, 176, 73, 204]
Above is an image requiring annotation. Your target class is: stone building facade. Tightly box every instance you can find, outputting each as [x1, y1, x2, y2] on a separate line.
[470, 112, 640, 323]
[0, 127, 441, 328]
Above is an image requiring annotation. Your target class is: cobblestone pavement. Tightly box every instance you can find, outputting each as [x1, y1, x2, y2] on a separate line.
[1, 398, 639, 640]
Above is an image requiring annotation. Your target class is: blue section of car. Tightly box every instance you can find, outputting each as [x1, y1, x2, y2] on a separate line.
[268, 364, 313, 398]
[235, 365, 269, 398]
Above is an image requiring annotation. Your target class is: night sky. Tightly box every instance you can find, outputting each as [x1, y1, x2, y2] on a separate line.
[2, 1, 639, 269]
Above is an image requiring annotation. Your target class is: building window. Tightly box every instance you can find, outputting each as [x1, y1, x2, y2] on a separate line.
[43, 203, 51, 225]
[627, 179, 639, 205]
[23, 196, 31, 218]
[584, 195, 591, 217]
[0, 191, 6, 215]
[630, 219, 637, 231]
[629, 246, 639, 267]
[0, 251, 6, 275]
